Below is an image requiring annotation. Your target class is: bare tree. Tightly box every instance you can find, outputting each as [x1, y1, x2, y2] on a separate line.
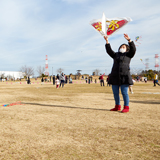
[93, 69, 101, 76]
[130, 68, 143, 75]
[36, 66, 45, 77]
[7, 75, 13, 80]
[20, 65, 34, 77]
[57, 68, 64, 74]
[0, 73, 5, 79]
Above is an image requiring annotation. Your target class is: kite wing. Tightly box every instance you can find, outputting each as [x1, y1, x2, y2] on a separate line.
[90, 14, 132, 37]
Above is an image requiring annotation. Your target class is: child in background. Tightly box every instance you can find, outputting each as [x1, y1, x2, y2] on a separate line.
[55, 78, 60, 89]
[129, 79, 135, 94]
[69, 77, 72, 84]
[129, 85, 133, 94]
[144, 78, 147, 83]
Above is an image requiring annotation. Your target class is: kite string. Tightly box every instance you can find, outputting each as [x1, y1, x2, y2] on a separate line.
[140, 59, 147, 66]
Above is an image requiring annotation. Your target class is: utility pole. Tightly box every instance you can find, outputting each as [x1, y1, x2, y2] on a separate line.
[155, 54, 159, 71]
[45, 55, 49, 76]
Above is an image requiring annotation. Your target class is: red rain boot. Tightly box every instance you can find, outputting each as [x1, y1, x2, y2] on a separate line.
[110, 105, 121, 111]
[121, 106, 129, 113]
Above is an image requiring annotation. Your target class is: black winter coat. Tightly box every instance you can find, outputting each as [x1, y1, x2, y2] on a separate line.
[105, 41, 136, 85]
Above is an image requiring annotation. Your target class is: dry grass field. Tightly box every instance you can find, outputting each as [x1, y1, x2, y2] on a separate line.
[0, 79, 160, 160]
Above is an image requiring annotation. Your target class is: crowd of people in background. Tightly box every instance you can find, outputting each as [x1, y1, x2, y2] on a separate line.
[1, 72, 160, 89]
[38, 72, 114, 88]
[40, 73, 73, 89]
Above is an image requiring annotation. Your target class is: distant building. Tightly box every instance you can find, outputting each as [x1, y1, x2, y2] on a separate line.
[0, 71, 25, 80]
[76, 70, 82, 75]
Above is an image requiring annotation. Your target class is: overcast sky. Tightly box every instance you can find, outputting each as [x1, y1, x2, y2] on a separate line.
[0, 0, 160, 76]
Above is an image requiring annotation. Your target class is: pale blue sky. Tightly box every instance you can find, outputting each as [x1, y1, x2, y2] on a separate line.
[0, 0, 160, 75]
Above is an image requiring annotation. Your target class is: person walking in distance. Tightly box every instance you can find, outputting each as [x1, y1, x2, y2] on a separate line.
[53, 75, 55, 85]
[104, 33, 136, 113]
[153, 72, 160, 86]
[85, 76, 88, 83]
[59, 73, 65, 88]
[41, 77, 44, 85]
[99, 73, 105, 86]
[107, 74, 111, 86]
[56, 74, 59, 80]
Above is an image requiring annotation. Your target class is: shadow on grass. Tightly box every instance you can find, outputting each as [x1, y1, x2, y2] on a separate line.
[130, 100, 160, 104]
[106, 99, 160, 105]
[22, 102, 111, 111]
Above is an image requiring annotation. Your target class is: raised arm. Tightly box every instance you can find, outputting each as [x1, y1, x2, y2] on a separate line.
[128, 41, 136, 58]
[104, 36, 115, 58]
[124, 33, 136, 58]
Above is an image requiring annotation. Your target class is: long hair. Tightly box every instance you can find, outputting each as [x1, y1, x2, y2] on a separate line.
[118, 44, 130, 52]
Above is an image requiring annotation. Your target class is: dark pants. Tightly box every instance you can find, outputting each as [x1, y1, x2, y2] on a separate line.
[154, 80, 160, 86]
[53, 79, 55, 85]
[27, 80, 30, 84]
[100, 79, 104, 86]
[60, 80, 65, 88]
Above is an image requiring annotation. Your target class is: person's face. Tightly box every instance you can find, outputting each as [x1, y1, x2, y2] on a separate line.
[120, 45, 127, 52]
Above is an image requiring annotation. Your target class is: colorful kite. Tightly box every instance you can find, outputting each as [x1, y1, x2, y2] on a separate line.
[90, 13, 132, 37]
[135, 36, 142, 46]
[1, 101, 24, 107]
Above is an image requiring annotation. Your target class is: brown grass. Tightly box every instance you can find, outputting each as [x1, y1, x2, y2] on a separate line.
[0, 80, 160, 160]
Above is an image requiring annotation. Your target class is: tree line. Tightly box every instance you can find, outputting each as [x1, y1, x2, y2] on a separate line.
[131, 69, 160, 80]
[19, 65, 65, 77]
